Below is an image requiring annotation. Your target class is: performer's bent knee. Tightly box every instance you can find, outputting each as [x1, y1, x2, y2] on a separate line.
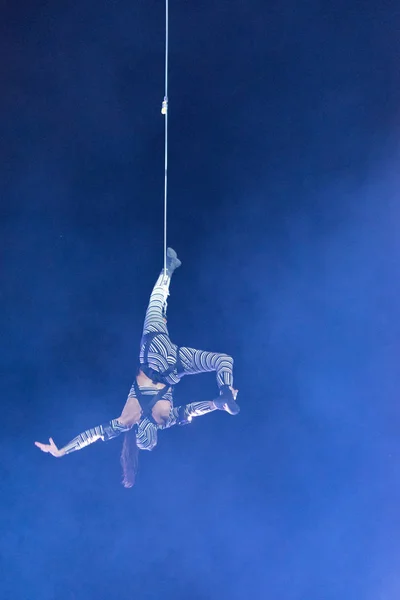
[224, 353, 234, 363]
[220, 353, 234, 367]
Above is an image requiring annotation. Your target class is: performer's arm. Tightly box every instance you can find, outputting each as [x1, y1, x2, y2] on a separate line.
[135, 401, 217, 452]
[165, 400, 218, 428]
[35, 418, 132, 457]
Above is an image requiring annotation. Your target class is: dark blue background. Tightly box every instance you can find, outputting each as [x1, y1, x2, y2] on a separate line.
[2, 1, 400, 598]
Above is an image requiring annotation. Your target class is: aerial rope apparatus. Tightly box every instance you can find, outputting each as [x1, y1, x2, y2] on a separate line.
[33, 0, 241, 488]
[161, 0, 169, 276]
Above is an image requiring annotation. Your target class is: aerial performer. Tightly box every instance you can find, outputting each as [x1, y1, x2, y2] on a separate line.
[35, 248, 240, 487]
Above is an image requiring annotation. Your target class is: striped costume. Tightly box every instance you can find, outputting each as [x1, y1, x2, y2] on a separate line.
[63, 401, 217, 454]
[138, 269, 234, 390]
[60, 250, 237, 456]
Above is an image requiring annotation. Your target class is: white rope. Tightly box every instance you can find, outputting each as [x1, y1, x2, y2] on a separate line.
[161, 0, 169, 275]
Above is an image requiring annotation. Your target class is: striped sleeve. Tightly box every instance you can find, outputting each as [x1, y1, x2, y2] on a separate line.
[62, 419, 132, 455]
[135, 401, 216, 451]
[164, 401, 217, 428]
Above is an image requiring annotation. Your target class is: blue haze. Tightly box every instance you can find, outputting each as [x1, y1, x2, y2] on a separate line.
[1, 1, 400, 598]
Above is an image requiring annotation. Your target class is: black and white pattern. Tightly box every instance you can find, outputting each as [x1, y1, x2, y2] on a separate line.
[60, 267, 235, 456]
[63, 419, 132, 454]
[62, 401, 216, 454]
[136, 400, 216, 450]
[139, 272, 234, 389]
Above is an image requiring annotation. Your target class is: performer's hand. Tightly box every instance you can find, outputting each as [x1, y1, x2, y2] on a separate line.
[35, 438, 66, 458]
[230, 387, 239, 401]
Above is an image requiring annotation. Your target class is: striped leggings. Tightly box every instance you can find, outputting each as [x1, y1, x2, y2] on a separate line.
[139, 272, 234, 389]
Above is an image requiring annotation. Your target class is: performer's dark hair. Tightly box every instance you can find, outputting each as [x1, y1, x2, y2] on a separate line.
[121, 428, 139, 488]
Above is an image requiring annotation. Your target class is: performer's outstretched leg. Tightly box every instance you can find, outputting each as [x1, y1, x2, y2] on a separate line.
[139, 249, 239, 414]
[139, 249, 182, 380]
[142, 248, 182, 337]
[142, 271, 170, 337]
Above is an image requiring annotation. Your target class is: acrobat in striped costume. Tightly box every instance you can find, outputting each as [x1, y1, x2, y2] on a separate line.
[59, 248, 239, 456]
